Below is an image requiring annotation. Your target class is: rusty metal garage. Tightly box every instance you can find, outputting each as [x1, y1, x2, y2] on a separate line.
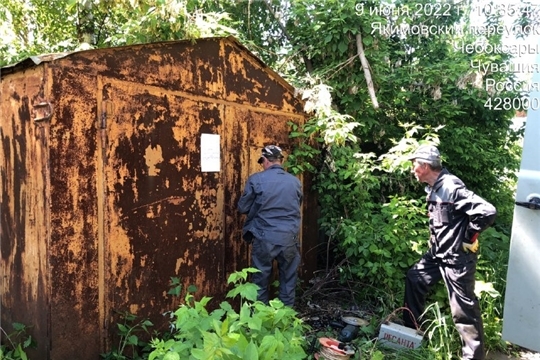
[0, 36, 318, 359]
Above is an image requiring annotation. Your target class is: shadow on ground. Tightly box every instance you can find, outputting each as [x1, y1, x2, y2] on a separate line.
[487, 351, 540, 360]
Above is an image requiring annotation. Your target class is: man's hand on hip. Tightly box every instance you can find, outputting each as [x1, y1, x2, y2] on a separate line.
[463, 233, 479, 253]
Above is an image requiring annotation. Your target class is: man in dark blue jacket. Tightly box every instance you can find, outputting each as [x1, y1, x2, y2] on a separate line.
[238, 145, 303, 307]
[404, 144, 497, 360]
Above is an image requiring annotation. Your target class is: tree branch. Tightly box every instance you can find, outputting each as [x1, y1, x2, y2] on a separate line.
[355, 33, 379, 109]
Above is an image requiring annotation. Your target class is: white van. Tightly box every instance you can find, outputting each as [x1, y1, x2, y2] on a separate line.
[502, 55, 540, 351]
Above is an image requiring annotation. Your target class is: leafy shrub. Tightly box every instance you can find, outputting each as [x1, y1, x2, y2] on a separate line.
[288, 93, 517, 354]
[339, 195, 429, 294]
[100, 311, 154, 360]
[0, 322, 36, 360]
[148, 268, 309, 360]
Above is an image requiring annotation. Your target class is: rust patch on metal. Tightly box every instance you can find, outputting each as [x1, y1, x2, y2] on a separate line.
[0, 67, 52, 358]
[48, 67, 101, 359]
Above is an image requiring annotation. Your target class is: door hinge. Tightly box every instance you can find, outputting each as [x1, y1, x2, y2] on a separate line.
[101, 100, 114, 129]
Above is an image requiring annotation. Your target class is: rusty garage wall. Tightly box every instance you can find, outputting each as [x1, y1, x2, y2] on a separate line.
[0, 63, 52, 356]
[0, 37, 318, 360]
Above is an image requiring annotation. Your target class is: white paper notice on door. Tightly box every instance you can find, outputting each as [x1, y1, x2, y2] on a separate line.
[201, 133, 220, 172]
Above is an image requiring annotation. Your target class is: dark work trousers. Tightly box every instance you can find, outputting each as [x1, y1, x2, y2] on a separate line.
[404, 252, 485, 360]
[251, 239, 301, 307]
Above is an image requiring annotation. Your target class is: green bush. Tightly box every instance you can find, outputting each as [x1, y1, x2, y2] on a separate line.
[339, 195, 429, 294]
[148, 268, 309, 360]
[0, 322, 36, 360]
[100, 311, 154, 360]
[288, 108, 517, 355]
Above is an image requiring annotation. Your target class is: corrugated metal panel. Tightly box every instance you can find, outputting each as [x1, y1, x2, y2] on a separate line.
[0, 37, 318, 360]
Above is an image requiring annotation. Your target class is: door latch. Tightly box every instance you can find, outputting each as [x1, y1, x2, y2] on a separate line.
[33, 101, 52, 122]
[515, 195, 540, 210]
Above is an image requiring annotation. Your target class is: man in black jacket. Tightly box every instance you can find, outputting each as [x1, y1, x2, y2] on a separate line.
[238, 145, 303, 307]
[404, 144, 497, 360]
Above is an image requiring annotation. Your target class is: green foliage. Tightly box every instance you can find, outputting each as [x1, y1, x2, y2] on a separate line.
[225, 267, 260, 303]
[0, 322, 36, 360]
[101, 0, 238, 47]
[289, 117, 432, 300]
[279, 0, 522, 348]
[288, 79, 517, 353]
[286, 120, 321, 175]
[338, 195, 428, 293]
[148, 268, 308, 360]
[0, 0, 238, 66]
[101, 311, 154, 360]
[276, 0, 521, 238]
[476, 227, 511, 353]
[167, 277, 183, 297]
[421, 302, 460, 360]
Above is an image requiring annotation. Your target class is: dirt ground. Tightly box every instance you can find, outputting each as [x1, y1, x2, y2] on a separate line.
[296, 285, 540, 360]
